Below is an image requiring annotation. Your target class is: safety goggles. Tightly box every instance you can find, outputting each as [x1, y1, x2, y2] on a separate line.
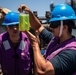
[7, 24, 19, 29]
[50, 21, 60, 28]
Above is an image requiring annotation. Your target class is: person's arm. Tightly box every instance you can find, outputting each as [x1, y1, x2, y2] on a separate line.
[18, 4, 54, 43]
[40, 28, 53, 44]
[25, 31, 55, 75]
[32, 42, 55, 75]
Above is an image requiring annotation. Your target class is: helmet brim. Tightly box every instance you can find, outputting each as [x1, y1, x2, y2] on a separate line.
[2, 22, 19, 26]
[49, 16, 76, 22]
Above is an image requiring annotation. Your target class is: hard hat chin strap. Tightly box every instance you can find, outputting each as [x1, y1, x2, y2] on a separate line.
[59, 20, 63, 37]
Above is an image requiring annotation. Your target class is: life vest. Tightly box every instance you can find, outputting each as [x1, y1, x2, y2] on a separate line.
[0, 32, 32, 75]
[44, 37, 76, 75]
[46, 37, 76, 60]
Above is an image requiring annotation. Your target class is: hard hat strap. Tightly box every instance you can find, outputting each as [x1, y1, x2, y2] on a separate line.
[59, 20, 63, 37]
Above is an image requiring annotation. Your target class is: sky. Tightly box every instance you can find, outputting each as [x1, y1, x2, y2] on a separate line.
[0, 0, 71, 17]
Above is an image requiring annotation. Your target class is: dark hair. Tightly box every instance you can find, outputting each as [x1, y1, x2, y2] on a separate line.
[63, 20, 75, 34]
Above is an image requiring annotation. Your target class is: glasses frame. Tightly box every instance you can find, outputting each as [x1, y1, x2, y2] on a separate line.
[6, 24, 19, 29]
[49, 21, 60, 28]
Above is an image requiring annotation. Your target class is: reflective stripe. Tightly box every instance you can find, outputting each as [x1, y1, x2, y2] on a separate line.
[46, 41, 76, 60]
[3, 40, 10, 50]
[19, 41, 26, 50]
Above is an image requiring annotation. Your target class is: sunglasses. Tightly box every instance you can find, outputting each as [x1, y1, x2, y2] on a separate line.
[7, 24, 19, 29]
[50, 21, 60, 28]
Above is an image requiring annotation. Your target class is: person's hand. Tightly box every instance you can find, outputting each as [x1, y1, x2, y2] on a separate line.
[18, 4, 44, 33]
[24, 31, 40, 48]
[18, 4, 31, 13]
